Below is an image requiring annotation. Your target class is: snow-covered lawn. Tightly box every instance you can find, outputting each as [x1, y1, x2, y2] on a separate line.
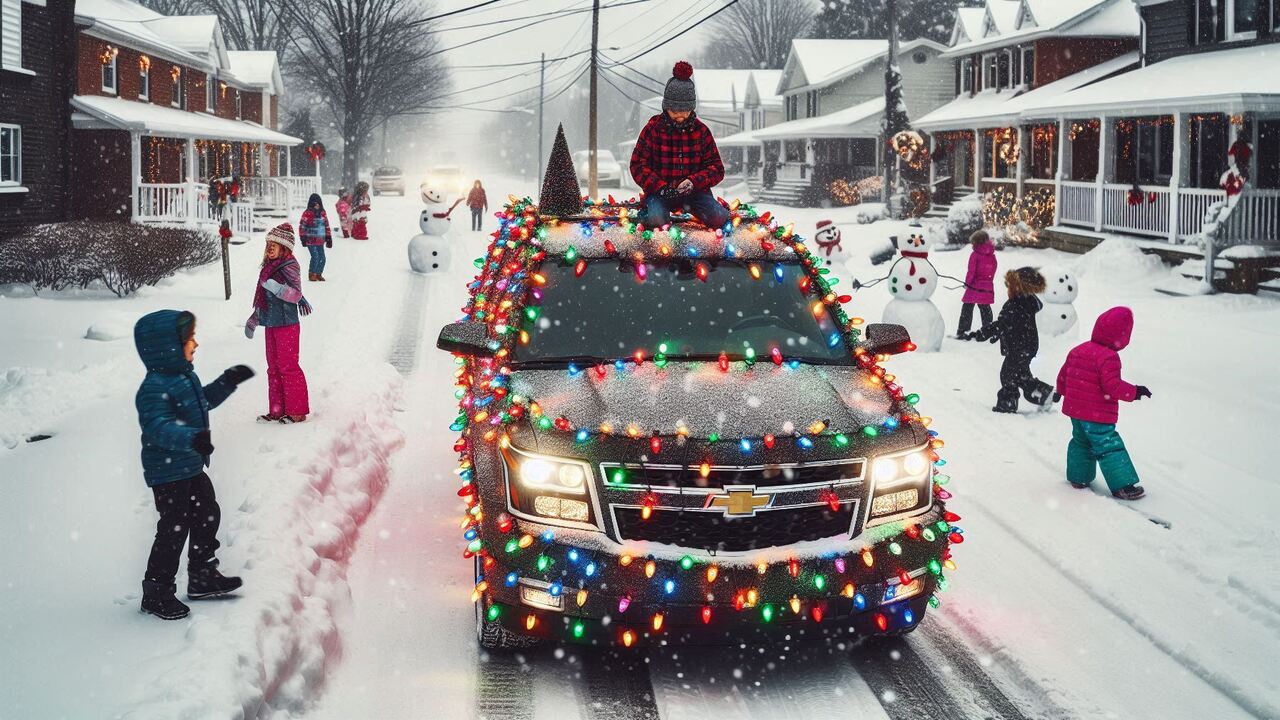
[2, 187, 1278, 719]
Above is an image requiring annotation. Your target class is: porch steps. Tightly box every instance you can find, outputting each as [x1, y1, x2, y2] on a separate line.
[924, 186, 976, 219]
[753, 178, 812, 207]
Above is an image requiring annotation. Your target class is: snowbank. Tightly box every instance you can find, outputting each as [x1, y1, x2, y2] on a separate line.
[1071, 238, 1169, 284]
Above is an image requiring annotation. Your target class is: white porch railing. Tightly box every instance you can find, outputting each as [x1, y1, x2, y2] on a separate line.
[777, 162, 810, 181]
[1178, 188, 1226, 241]
[242, 176, 289, 214]
[1221, 189, 1280, 245]
[1101, 183, 1170, 238]
[135, 182, 254, 235]
[1060, 181, 1096, 227]
[278, 176, 321, 207]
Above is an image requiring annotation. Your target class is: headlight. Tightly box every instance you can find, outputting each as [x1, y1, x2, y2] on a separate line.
[502, 445, 599, 528]
[867, 446, 932, 525]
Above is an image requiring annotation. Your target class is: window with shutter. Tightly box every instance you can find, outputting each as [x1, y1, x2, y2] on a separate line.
[0, 124, 21, 186]
[1, 0, 23, 71]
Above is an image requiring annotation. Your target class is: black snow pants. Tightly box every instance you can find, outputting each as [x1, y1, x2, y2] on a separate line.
[144, 472, 222, 585]
[958, 303, 993, 336]
[996, 352, 1053, 411]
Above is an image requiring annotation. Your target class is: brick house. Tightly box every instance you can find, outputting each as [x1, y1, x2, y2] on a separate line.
[64, 0, 306, 234]
[0, 0, 78, 236]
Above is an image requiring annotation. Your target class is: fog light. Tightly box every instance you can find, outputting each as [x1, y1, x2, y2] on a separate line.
[881, 577, 924, 605]
[870, 488, 920, 517]
[532, 496, 589, 522]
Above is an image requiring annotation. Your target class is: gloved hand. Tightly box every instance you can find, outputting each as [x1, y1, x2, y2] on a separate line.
[326, 239, 333, 249]
[851, 279, 863, 291]
[658, 186, 679, 201]
[988, 334, 999, 344]
[1135, 385, 1152, 400]
[221, 365, 255, 386]
[676, 178, 694, 194]
[244, 314, 258, 339]
[192, 430, 214, 456]
[262, 278, 284, 295]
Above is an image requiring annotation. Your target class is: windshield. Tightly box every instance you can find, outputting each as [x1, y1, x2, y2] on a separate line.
[374, 167, 401, 176]
[516, 260, 852, 365]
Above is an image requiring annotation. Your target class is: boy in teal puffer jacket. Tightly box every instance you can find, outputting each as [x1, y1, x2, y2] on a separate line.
[134, 309, 255, 619]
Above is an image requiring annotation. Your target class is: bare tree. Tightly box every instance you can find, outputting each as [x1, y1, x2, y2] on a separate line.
[703, 0, 815, 69]
[201, 0, 291, 51]
[136, 0, 206, 14]
[278, 0, 450, 186]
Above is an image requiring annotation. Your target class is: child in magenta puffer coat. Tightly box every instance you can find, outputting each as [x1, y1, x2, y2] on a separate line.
[1055, 306, 1151, 500]
[957, 230, 997, 339]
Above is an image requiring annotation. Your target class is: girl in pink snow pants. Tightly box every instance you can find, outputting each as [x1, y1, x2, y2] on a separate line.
[244, 223, 312, 423]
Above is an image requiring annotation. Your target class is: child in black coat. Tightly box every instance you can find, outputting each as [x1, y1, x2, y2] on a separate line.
[973, 267, 1057, 413]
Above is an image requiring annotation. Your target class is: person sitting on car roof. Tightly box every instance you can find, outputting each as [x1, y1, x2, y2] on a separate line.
[629, 61, 731, 231]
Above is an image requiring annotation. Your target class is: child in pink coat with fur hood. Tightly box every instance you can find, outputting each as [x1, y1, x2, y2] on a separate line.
[1055, 306, 1151, 500]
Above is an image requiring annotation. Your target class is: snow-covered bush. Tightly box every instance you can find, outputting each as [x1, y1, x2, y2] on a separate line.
[946, 197, 983, 244]
[854, 203, 888, 224]
[0, 221, 218, 296]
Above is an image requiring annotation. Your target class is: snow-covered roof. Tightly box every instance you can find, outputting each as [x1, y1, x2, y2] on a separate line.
[227, 51, 284, 95]
[716, 128, 762, 147]
[1020, 45, 1280, 115]
[746, 70, 784, 108]
[71, 94, 302, 144]
[944, 0, 1136, 56]
[779, 38, 947, 95]
[915, 51, 1138, 129]
[754, 97, 883, 140]
[693, 69, 756, 113]
[76, 0, 212, 70]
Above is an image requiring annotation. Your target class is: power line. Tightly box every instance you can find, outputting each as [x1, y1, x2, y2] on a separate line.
[609, 0, 739, 66]
[601, 64, 662, 96]
[599, 66, 648, 105]
[604, 0, 714, 58]
[449, 48, 592, 69]
[418, 0, 504, 24]
[434, 53, 581, 99]
[433, 0, 593, 32]
[601, 52, 664, 86]
[422, 0, 655, 52]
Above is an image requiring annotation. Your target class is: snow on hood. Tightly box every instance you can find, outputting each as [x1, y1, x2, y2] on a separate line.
[1090, 306, 1133, 350]
[510, 361, 894, 438]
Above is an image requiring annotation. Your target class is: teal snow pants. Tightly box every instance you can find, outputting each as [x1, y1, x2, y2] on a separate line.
[1067, 419, 1139, 492]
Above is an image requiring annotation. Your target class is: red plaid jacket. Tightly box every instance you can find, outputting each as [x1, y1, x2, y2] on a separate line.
[629, 113, 725, 194]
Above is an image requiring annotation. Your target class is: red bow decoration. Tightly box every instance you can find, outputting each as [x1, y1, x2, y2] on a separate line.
[305, 142, 326, 162]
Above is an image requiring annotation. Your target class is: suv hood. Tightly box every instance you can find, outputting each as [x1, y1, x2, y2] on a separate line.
[510, 362, 894, 438]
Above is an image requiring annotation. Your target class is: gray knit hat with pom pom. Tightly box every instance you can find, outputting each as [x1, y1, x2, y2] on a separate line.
[662, 61, 696, 112]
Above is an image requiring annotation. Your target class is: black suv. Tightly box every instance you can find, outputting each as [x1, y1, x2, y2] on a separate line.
[439, 198, 957, 649]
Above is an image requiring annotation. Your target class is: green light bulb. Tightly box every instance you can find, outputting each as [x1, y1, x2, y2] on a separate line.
[888, 542, 902, 556]
[928, 559, 942, 575]
[536, 555, 550, 571]
[813, 575, 826, 590]
[573, 621, 585, 638]
[611, 469, 626, 484]
[680, 556, 694, 570]
[862, 426, 878, 438]
[505, 539, 518, 553]
[565, 246, 578, 262]
[487, 604, 501, 621]
[537, 416, 552, 430]
[761, 604, 774, 623]
[928, 595, 940, 608]
[906, 393, 920, 405]
[834, 434, 849, 447]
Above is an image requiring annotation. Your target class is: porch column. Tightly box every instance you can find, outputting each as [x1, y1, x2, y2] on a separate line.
[1054, 117, 1068, 226]
[928, 132, 937, 191]
[258, 142, 267, 177]
[1015, 125, 1028, 198]
[1169, 113, 1188, 243]
[972, 127, 982, 190]
[804, 139, 815, 181]
[130, 132, 141, 221]
[1094, 115, 1109, 233]
[186, 137, 198, 223]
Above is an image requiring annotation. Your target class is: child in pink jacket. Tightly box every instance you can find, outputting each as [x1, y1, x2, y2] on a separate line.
[335, 188, 353, 239]
[1055, 306, 1151, 500]
[957, 230, 997, 339]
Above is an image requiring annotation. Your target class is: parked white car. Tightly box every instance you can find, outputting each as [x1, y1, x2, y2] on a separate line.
[573, 150, 624, 189]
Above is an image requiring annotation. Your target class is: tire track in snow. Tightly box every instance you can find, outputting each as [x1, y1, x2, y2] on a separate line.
[476, 652, 537, 720]
[578, 650, 661, 720]
[389, 273, 428, 375]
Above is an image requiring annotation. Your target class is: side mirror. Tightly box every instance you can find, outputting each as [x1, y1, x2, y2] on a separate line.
[860, 323, 915, 356]
[437, 321, 498, 357]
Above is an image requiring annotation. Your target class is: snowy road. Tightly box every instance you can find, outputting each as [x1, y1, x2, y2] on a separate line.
[3, 179, 1278, 719]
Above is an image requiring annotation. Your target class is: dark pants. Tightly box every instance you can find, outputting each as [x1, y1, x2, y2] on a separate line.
[306, 244, 326, 275]
[996, 352, 1053, 411]
[958, 303, 993, 335]
[145, 473, 222, 585]
[637, 189, 731, 230]
[471, 207, 483, 231]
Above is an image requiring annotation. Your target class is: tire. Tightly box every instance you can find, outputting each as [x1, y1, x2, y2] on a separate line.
[473, 558, 543, 652]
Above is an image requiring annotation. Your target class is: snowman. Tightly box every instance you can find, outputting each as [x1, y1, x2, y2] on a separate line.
[814, 220, 843, 265]
[879, 228, 946, 352]
[1038, 266, 1079, 337]
[408, 185, 456, 274]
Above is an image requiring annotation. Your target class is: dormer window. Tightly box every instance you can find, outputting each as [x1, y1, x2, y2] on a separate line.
[206, 74, 216, 112]
[982, 53, 997, 90]
[961, 57, 974, 93]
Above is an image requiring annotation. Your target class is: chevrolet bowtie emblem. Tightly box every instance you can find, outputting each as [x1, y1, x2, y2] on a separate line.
[706, 487, 770, 516]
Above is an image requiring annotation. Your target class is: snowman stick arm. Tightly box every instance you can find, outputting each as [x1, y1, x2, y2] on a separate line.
[936, 272, 975, 289]
[443, 198, 466, 218]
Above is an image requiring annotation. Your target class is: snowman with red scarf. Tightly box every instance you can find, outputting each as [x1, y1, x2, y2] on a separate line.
[880, 227, 945, 352]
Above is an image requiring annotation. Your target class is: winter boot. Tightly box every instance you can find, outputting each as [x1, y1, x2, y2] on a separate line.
[1112, 485, 1146, 501]
[317, 274, 327, 282]
[257, 413, 283, 423]
[188, 567, 243, 600]
[308, 272, 318, 282]
[141, 580, 190, 620]
[1069, 481, 1091, 489]
[280, 414, 307, 424]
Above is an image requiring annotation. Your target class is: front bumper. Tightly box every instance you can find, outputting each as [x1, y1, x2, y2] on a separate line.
[475, 503, 951, 646]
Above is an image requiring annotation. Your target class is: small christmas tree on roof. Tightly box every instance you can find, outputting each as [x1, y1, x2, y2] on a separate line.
[539, 124, 583, 217]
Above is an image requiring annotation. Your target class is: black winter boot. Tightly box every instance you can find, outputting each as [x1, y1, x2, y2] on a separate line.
[141, 580, 190, 620]
[188, 567, 243, 600]
[1112, 485, 1146, 501]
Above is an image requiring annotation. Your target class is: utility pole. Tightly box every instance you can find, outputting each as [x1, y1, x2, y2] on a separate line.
[537, 52, 546, 188]
[883, 0, 900, 211]
[588, 0, 600, 198]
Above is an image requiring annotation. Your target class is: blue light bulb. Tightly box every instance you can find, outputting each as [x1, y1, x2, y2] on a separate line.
[585, 562, 596, 577]
[540, 530, 555, 543]
[575, 429, 590, 443]
[739, 438, 752, 453]
[798, 437, 814, 449]
[568, 549, 579, 563]
[664, 579, 676, 594]
[854, 592, 867, 610]
[505, 572, 518, 587]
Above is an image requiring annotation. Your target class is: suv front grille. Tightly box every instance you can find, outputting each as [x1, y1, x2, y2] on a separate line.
[613, 504, 856, 553]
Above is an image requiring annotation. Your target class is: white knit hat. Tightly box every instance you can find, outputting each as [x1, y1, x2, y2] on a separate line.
[266, 222, 296, 251]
